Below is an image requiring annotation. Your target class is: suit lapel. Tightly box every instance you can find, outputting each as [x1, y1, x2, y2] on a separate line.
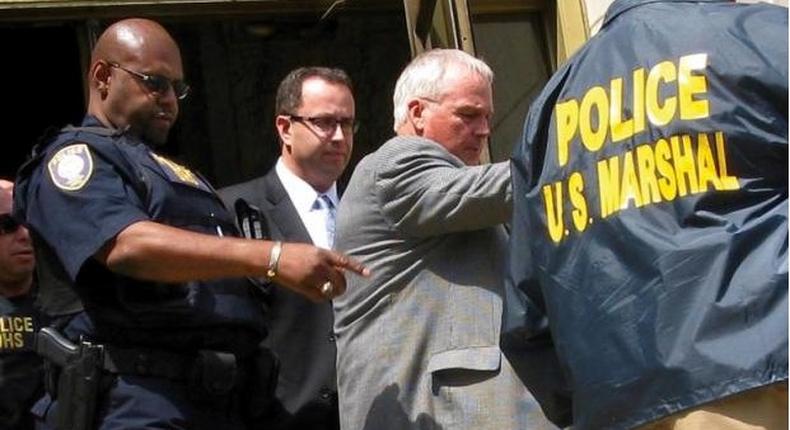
[263, 170, 313, 244]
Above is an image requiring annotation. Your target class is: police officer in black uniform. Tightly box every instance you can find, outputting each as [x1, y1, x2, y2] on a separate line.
[13, 18, 367, 430]
[507, 1, 787, 429]
[0, 180, 46, 430]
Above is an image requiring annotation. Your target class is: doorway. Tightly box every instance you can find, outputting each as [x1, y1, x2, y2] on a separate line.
[0, 23, 85, 179]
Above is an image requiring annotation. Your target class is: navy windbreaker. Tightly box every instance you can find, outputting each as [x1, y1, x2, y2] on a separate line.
[507, 1, 788, 429]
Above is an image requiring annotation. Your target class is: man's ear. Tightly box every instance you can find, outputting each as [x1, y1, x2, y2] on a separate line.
[275, 115, 293, 152]
[92, 61, 112, 98]
[406, 99, 425, 133]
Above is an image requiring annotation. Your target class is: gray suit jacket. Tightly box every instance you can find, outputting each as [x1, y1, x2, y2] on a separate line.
[219, 169, 340, 430]
[333, 136, 555, 429]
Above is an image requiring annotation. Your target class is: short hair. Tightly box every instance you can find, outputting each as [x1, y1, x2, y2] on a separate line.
[0, 179, 13, 214]
[392, 49, 493, 131]
[275, 67, 354, 115]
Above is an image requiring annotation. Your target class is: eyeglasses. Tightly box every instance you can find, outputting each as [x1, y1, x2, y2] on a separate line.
[289, 115, 359, 137]
[0, 214, 22, 235]
[108, 62, 191, 100]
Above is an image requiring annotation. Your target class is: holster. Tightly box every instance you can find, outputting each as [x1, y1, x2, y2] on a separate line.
[35, 328, 104, 430]
[36, 327, 277, 427]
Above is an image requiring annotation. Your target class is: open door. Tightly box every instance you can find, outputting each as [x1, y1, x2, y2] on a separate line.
[402, 0, 489, 161]
[402, 0, 579, 163]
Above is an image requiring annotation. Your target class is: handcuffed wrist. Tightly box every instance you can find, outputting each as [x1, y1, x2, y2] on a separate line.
[266, 241, 282, 279]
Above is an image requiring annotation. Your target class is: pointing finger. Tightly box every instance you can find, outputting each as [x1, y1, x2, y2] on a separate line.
[328, 251, 370, 277]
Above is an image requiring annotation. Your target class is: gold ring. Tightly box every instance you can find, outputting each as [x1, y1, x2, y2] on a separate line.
[320, 281, 334, 296]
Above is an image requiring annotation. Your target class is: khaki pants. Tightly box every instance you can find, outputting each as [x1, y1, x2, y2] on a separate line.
[639, 382, 788, 430]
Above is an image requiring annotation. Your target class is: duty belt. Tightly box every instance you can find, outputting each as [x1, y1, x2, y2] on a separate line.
[36, 327, 239, 393]
[103, 345, 196, 380]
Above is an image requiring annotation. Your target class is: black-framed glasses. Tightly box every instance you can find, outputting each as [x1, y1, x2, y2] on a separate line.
[0, 214, 21, 235]
[108, 62, 191, 100]
[289, 115, 359, 136]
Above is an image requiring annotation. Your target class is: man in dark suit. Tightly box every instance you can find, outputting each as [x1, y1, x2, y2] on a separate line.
[220, 67, 355, 430]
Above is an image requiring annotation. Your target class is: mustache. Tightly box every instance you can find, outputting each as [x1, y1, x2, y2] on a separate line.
[154, 111, 176, 122]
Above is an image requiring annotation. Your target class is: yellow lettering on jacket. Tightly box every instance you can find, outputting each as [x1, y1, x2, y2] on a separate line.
[539, 53, 742, 245]
[597, 131, 740, 219]
[554, 53, 709, 166]
[0, 316, 35, 350]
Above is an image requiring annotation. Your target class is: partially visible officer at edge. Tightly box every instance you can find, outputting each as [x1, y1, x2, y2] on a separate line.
[507, 1, 787, 429]
[0, 179, 46, 430]
[13, 18, 367, 430]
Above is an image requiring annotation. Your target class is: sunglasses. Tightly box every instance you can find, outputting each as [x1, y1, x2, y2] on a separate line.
[0, 214, 22, 235]
[108, 62, 191, 100]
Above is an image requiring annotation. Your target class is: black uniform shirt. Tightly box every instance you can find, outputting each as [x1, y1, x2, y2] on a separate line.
[15, 116, 265, 356]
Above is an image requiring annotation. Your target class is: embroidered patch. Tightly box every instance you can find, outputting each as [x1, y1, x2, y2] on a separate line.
[149, 152, 201, 187]
[47, 144, 94, 191]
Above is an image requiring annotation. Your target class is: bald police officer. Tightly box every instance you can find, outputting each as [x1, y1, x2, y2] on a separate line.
[14, 18, 366, 430]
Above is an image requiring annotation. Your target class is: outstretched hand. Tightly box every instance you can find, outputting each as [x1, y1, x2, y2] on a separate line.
[273, 242, 370, 302]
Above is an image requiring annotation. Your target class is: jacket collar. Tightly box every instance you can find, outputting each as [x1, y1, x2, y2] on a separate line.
[603, 0, 731, 29]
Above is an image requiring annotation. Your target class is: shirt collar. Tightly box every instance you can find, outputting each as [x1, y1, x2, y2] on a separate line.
[275, 158, 338, 212]
[82, 115, 103, 127]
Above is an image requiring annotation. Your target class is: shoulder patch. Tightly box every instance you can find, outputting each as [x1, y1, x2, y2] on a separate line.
[47, 144, 94, 191]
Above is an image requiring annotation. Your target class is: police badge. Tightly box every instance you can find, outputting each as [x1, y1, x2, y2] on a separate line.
[149, 152, 210, 192]
[47, 144, 94, 191]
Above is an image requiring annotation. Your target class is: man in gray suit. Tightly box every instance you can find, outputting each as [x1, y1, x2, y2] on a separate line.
[333, 49, 554, 429]
[220, 67, 355, 430]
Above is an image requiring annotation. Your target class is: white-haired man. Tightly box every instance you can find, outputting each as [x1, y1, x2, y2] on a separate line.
[332, 49, 555, 429]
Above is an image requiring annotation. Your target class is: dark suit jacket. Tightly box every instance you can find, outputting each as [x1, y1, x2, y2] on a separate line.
[219, 168, 339, 430]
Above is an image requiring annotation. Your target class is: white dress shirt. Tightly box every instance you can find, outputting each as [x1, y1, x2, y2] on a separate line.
[275, 158, 339, 249]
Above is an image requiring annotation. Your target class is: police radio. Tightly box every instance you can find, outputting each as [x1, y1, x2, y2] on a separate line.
[234, 198, 267, 240]
[234, 198, 273, 298]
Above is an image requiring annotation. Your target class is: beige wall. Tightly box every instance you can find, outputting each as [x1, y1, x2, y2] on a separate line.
[583, 0, 611, 36]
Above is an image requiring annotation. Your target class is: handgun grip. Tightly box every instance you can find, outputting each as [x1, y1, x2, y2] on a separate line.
[35, 327, 78, 367]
